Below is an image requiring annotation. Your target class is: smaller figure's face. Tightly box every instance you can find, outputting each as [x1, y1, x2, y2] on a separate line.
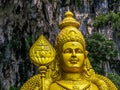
[61, 42, 85, 72]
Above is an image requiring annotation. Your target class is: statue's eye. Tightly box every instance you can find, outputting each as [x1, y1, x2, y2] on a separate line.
[64, 49, 72, 53]
[75, 48, 83, 53]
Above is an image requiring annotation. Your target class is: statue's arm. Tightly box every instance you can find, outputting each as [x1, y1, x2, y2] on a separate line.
[95, 74, 118, 90]
[91, 74, 118, 90]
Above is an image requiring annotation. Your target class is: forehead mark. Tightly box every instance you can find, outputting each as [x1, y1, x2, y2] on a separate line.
[72, 43, 76, 46]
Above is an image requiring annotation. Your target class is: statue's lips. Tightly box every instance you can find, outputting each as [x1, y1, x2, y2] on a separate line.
[69, 59, 79, 64]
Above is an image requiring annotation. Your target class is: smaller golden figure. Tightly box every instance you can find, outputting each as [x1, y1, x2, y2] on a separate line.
[21, 11, 117, 90]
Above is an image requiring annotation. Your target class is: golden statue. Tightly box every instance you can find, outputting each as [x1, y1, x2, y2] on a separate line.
[21, 11, 117, 90]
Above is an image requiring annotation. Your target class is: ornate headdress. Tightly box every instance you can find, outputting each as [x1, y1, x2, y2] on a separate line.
[55, 10, 85, 51]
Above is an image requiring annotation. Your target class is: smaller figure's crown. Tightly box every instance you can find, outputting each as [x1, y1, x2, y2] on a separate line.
[59, 10, 80, 29]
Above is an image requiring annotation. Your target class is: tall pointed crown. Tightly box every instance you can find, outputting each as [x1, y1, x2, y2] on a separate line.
[56, 10, 85, 51]
[59, 10, 80, 29]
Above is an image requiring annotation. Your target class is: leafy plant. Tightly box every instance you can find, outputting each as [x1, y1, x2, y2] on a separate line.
[93, 12, 120, 30]
[107, 73, 120, 89]
[85, 32, 117, 74]
[93, 14, 108, 28]
[9, 86, 19, 90]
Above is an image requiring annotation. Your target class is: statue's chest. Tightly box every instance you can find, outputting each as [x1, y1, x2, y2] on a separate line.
[56, 80, 90, 90]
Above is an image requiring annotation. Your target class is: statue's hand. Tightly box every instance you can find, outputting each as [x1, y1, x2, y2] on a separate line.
[34, 87, 40, 90]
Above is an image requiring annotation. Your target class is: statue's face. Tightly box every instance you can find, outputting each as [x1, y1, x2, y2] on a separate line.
[60, 42, 85, 72]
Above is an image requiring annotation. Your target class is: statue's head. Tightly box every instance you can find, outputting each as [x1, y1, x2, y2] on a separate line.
[55, 11, 89, 73]
[61, 41, 85, 72]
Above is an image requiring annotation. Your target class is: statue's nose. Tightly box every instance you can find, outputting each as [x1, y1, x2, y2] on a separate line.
[71, 50, 76, 57]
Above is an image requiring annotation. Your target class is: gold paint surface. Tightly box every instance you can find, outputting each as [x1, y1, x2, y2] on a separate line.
[29, 35, 55, 66]
[21, 11, 117, 90]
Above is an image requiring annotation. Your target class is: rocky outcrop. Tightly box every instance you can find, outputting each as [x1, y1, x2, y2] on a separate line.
[0, 0, 119, 90]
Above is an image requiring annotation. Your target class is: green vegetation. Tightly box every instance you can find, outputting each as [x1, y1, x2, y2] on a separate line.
[107, 73, 120, 89]
[86, 32, 117, 74]
[85, 32, 120, 88]
[9, 86, 19, 90]
[93, 12, 120, 30]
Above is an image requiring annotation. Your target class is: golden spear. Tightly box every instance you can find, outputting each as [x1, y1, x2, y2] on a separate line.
[29, 35, 55, 90]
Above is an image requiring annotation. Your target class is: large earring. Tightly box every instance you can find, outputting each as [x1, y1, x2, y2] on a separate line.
[83, 58, 91, 76]
[85, 57, 96, 80]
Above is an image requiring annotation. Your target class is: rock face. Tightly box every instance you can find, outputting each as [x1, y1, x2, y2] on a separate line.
[0, 0, 120, 90]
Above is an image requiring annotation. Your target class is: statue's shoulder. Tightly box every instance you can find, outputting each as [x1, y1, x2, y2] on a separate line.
[90, 74, 117, 90]
[94, 74, 118, 90]
[20, 74, 52, 90]
[20, 74, 41, 90]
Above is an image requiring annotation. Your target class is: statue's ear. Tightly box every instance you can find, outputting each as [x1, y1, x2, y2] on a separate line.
[85, 50, 88, 56]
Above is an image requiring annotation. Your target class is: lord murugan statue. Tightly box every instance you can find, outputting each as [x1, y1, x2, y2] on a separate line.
[21, 10, 117, 90]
